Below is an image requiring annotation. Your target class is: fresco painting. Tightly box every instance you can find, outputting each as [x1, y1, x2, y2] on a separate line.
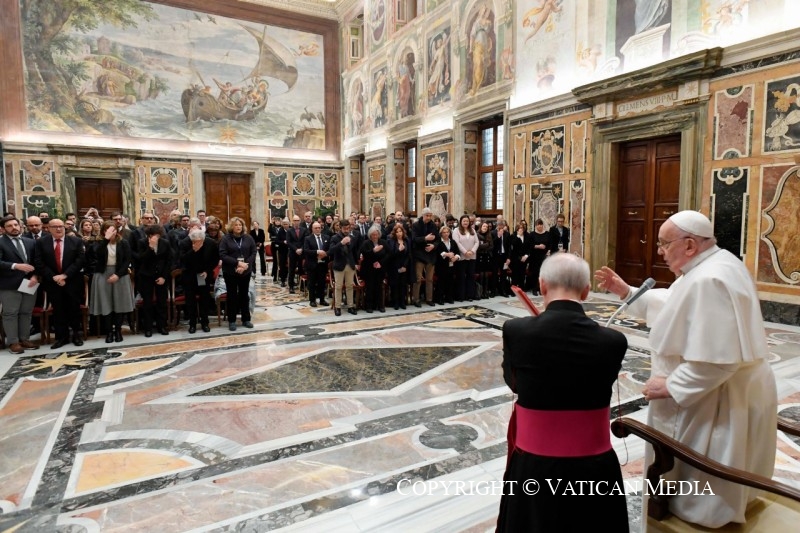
[395, 46, 417, 119]
[465, 4, 496, 97]
[764, 75, 800, 154]
[20, 1, 326, 150]
[427, 27, 452, 108]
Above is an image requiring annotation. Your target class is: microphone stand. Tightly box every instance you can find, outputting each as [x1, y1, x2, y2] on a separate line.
[605, 303, 628, 328]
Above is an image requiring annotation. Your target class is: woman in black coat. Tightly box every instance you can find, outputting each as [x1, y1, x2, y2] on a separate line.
[359, 225, 389, 313]
[218, 217, 257, 330]
[136, 224, 173, 337]
[180, 229, 219, 333]
[527, 219, 550, 295]
[434, 225, 461, 305]
[386, 223, 411, 310]
[509, 222, 530, 289]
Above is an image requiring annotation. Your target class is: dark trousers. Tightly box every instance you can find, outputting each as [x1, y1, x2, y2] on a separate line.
[49, 283, 83, 340]
[288, 250, 303, 289]
[362, 268, 385, 310]
[435, 265, 457, 303]
[457, 260, 477, 300]
[184, 279, 213, 327]
[306, 263, 327, 302]
[388, 271, 409, 307]
[223, 272, 251, 323]
[277, 248, 288, 282]
[257, 246, 267, 275]
[138, 276, 168, 331]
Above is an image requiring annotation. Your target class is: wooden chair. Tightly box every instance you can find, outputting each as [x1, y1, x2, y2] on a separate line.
[611, 417, 800, 532]
[171, 269, 185, 330]
[32, 291, 51, 343]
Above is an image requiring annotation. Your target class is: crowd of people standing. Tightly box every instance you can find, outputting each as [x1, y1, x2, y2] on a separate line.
[0, 206, 572, 353]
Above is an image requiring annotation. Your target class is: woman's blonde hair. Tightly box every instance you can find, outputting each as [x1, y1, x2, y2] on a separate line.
[227, 217, 246, 234]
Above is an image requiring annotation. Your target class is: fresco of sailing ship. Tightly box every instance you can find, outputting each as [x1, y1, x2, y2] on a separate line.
[181, 25, 298, 122]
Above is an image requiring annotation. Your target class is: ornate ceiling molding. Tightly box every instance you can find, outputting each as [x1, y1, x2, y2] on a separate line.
[239, 0, 339, 21]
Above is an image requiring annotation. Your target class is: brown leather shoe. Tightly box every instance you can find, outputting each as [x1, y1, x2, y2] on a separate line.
[20, 340, 39, 350]
[8, 343, 24, 354]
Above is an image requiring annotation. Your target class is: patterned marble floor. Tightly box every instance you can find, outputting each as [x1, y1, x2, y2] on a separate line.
[1, 276, 800, 532]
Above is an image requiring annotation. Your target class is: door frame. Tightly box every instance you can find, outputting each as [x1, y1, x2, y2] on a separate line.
[191, 160, 264, 223]
[589, 102, 707, 284]
[62, 168, 135, 219]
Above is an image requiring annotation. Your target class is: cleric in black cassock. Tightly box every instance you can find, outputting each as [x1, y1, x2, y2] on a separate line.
[497, 253, 629, 532]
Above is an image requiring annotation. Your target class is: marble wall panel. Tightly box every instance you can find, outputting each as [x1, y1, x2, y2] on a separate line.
[292, 172, 316, 196]
[570, 121, 587, 173]
[464, 148, 477, 212]
[513, 132, 527, 179]
[394, 160, 405, 213]
[763, 74, 800, 154]
[424, 152, 449, 188]
[424, 191, 448, 220]
[368, 165, 386, 194]
[512, 184, 524, 225]
[759, 164, 800, 285]
[713, 85, 753, 160]
[134, 162, 192, 223]
[530, 125, 565, 176]
[529, 181, 563, 229]
[569, 179, 585, 257]
[265, 168, 340, 218]
[3, 161, 12, 215]
[711, 167, 749, 259]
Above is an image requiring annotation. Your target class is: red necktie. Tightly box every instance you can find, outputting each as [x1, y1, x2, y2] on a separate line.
[55, 238, 62, 273]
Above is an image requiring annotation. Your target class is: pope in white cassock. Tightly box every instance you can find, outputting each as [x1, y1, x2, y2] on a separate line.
[595, 210, 777, 529]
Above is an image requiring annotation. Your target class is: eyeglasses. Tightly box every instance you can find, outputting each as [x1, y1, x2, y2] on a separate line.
[656, 237, 687, 250]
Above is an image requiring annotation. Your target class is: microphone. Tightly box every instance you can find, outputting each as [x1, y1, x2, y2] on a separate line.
[605, 277, 655, 327]
[624, 277, 655, 308]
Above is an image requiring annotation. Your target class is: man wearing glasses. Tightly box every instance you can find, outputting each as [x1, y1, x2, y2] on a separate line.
[595, 210, 777, 529]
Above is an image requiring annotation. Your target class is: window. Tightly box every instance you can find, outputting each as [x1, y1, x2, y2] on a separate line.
[349, 14, 364, 66]
[396, 0, 417, 29]
[405, 145, 417, 216]
[478, 120, 504, 214]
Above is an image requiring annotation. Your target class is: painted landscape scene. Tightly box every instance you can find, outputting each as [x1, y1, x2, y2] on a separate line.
[20, 0, 327, 149]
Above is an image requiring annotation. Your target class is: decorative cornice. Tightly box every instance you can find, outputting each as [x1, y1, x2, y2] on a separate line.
[238, 0, 339, 21]
[573, 48, 723, 105]
[507, 93, 586, 126]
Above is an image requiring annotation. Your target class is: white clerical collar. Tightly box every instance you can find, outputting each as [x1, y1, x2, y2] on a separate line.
[680, 244, 721, 275]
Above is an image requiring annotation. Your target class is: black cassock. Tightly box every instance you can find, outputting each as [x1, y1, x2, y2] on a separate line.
[497, 300, 629, 532]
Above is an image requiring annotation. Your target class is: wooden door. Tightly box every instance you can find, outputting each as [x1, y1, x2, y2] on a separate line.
[615, 135, 681, 288]
[75, 178, 123, 220]
[203, 173, 251, 228]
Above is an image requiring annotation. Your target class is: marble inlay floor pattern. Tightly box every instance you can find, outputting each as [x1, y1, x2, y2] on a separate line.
[1, 279, 800, 532]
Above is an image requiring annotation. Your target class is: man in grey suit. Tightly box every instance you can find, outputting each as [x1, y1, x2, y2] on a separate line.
[0, 215, 40, 354]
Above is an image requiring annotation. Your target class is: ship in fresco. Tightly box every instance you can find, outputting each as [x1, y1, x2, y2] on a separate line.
[181, 24, 298, 122]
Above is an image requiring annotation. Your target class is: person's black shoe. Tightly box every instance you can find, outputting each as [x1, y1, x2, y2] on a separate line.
[50, 338, 69, 349]
[188, 326, 196, 334]
[319, 300, 329, 307]
[105, 332, 114, 343]
[201, 325, 211, 332]
[144, 330, 153, 338]
[310, 301, 317, 307]
[334, 308, 341, 316]
[281, 281, 286, 287]
[114, 330, 123, 342]
[289, 288, 296, 294]
[365, 308, 373, 313]
[158, 328, 169, 335]
[348, 307, 357, 315]
[400, 304, 406, 309]
[394, 305, 399, 310]
[426, 301, 435, 306]
[379, 307, 385, 313]
[414, 301, 422, 308]
[72, 335, 84, 346]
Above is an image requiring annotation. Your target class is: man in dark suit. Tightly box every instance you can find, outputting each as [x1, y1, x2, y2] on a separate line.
[0, 216, 39, 353]
[410, 207, 439, 306]
[285, 215, 306, 294]
[302, 222, 329, 307]
[250, 221, 267, 276]
[34, 219, 86, 349]
[327, 219, 359, 316]
[492, 219, 512, 297]
[23, 216, 44, 240]
[548, 213, 570, 253]
[497, 253, 628, 532]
